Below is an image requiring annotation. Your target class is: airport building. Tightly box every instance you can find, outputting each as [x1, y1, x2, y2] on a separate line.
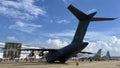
[0, 42, 40, 59]
[3, 42, 22, 59]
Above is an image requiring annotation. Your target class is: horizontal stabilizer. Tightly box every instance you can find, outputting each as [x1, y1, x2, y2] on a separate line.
[91, 17, 116, 21]
[68, 4, 117, 21]
[80, 52, 93, 54]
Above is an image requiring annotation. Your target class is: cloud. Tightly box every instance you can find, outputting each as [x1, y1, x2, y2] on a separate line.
[23, 38, 69, 49]
[85, 31, 112, 41]
[0, 0, 46, 19]
[62, 0, 74, 5]
[83, 36, 120, 56]
[48, 30, 74, 38]
[9, 21, 42, 33]
[57, 19, 70, 24]
[47, 39, 69, 48]
[49, 16, 70, 24]
[84, 31, 120, 56]
[7, 36, 17, 41]
[88, 9, 97, 14]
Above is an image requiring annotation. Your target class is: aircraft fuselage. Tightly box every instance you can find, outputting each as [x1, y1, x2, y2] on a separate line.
[46, 42, 88, 63]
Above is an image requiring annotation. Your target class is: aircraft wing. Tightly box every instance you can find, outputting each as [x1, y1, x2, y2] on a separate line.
[80, 52, 94, 54]
[72, 52, 93, 57]
[91, 17, 116, 21]
[19, 48, 58, 51]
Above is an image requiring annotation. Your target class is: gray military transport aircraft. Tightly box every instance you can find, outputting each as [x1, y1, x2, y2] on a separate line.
[102, 51, 111, 60]
[76, 49, 101, 61]
[88, 49, 102, 61]
[20, 4, 116, 63]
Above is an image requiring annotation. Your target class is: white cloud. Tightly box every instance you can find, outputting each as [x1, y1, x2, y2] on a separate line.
[49, 16, 70, 24]
[9, 21, 42, 33]
[47, 39, 69, 48]
[57, 19, 70, 24]
[62, 0, 74, 5]
[0, 0, 46, 19]
[1, 0, 21, 8]
[83, 36, 120, 56]
[48, 30, 74, 38]
[88, 9, 97, 14]
[85, 31, 112, 41]
[7, 36, 17, 41]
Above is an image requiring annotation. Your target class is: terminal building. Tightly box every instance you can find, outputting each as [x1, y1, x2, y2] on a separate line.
[0, 42, 39, 59]
[0, 42, 27, 59]
[3, 42, 21, 59]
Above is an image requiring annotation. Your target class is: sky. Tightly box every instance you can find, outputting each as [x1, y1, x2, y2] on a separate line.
[0, 0, 120, 56]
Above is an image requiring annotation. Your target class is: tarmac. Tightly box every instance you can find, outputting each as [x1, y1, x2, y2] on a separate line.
[0, 60, 120, 68]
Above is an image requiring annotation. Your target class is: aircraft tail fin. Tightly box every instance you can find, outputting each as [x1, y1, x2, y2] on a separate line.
[68, 4, 116, 43]
[68, 5, 88, 21]
[97, 49, 102, 55]
[68, 4, 116, 21]
[106, 51, 111, 58]
[93, 49, 102, 58]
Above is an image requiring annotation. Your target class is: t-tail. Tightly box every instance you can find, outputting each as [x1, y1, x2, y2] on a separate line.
[68, 5, 116, 43]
